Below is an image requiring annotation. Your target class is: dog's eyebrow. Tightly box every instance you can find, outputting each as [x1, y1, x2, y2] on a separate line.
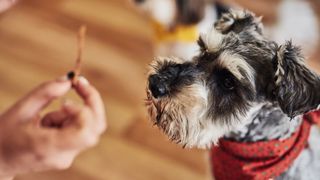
[217, 52, 255, 84]
[200, 27, 225, 53]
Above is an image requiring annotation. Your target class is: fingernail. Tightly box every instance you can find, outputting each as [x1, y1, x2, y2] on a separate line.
[78, 76, 90, 85]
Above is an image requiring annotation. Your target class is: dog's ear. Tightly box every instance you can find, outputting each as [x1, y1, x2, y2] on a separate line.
[273, 41, 320, 118]
[176, 0, 205, 25]
[214, 9, 263, 35]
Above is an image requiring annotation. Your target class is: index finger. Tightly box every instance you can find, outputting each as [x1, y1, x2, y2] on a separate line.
[11, 76, 72, 120]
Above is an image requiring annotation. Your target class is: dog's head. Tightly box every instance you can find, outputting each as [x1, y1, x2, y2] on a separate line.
[145, 10, 320, 148]
[132, 0, 206, 28]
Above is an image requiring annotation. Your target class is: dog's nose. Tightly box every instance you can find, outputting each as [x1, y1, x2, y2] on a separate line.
[148, 74, 168, 98]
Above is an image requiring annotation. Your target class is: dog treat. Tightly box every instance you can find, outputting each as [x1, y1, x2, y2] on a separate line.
[68, 25, 87, 85]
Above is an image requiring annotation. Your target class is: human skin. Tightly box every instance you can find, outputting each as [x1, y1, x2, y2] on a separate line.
[0, 76, 106, 180]
[0, 0, 17, 13]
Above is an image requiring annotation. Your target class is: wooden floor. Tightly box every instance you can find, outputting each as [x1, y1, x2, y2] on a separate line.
[0, 0, 318, 180]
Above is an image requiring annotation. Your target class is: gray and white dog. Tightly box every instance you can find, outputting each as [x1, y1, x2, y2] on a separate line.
[145, 10, 320, 179]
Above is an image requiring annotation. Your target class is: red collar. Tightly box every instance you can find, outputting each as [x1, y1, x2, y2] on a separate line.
[210, 111, 320, 180]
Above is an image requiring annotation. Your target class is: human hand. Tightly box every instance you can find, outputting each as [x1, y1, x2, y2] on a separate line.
[0, 0, 17, 13]
[0, 76, 106, 179]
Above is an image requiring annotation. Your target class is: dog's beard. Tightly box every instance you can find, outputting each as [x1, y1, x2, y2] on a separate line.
[146, 82, 255, 149]
[146, 80, 267, 149]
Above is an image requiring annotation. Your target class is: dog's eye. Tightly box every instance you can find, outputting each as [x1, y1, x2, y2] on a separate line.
[222, 77, 235, 90]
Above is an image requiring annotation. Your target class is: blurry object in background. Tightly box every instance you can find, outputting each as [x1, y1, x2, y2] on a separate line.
[132, 0, 222, 60]
[0, 0, 17, 13]
[133, 0, 319, 59]
[267, 0, 319, 55]
[220, 0, 319, 55]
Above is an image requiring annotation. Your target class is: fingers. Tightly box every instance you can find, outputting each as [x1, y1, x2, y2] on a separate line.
[41, 100, 83, 128]
[16, 126, 78, 171]
[49, 109, 99, 150]
[58, 99, 104, 149]
[62, 100, 82, 116]
[28, 77, 105, 149]
[41, 110, 69, 128]
[38, 95, 104, 151]
[12, 76, 72, 121]
[0, 0, 18, 13]
[73, 77, 106, 132]
[0, 76, 107, 173]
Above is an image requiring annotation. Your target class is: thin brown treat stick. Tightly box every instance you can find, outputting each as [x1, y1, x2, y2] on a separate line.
[70, 25, 87, 84]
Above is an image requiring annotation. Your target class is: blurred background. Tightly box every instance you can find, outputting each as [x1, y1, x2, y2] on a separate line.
[0, 0, 319, 180]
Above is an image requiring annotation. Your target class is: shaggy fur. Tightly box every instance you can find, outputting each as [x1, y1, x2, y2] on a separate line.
[146, 9, 320, 179]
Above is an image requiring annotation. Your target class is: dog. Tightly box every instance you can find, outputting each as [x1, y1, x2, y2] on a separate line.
[133, 0, 319, 60]
[145, 9, 320, 179]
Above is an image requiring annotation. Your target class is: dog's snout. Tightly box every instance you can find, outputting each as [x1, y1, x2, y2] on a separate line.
[149, 75, 168, 98]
